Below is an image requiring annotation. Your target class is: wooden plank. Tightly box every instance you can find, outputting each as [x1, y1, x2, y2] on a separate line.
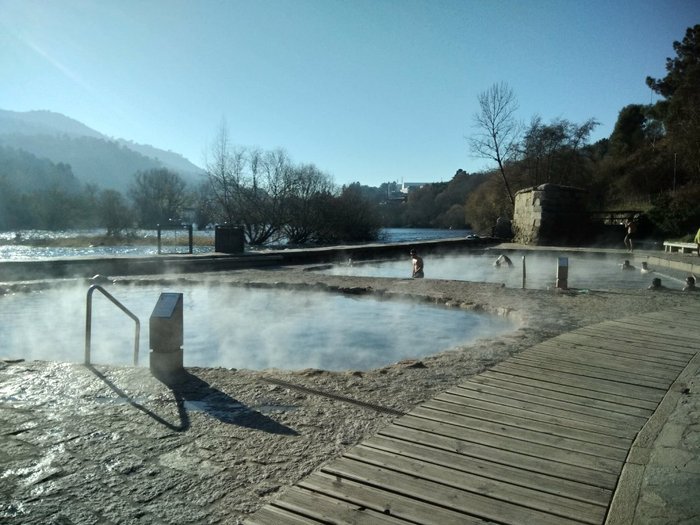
[541, 332, 692, 362]
[523, 344, 683, 379]
[490, 363, 665, 405]
[562, 323, 695, 348]
[528, 339, 686, 374]
[572, 326, 697, 355]
[379, 425, 620, 489]
[621, 307, 700, 324]
[556, 331, 693, 360]
[320, 457, 590, 525]
[612, 316, 700, 336]
[300, 471, 489, 525]
[439, 389, 638, 439]
[536, 338, 689, 368]
[362, 435, 612, 506]
[392, 414, 624, 474]
[583, 324, 700, 351]
[245, 504, 320, 525]
[511, 351, 672, 386]
[605, 313, 700, 331]
[508, 354, 671, 390]
[273, 486, 408, 524]
[479, 370, 658, 412]
[342, 445, 607, 524]
[410, 405, 628, 460]
[453, 379, 648, 429]
[421, 397, 632, 450]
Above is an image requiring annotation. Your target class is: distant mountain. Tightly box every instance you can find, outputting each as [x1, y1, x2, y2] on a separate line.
[0, 109, 205, 192]
[115, 138, 205, 179]
[0, 109, 104, 139]
[0, 144, 82, 194]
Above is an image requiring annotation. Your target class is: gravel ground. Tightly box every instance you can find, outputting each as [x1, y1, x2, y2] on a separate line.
[1, 266, 699, 524]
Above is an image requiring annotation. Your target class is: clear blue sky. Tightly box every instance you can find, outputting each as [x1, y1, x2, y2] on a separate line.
[1, 0, 698, 187]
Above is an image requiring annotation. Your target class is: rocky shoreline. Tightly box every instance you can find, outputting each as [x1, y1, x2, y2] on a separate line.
[1, 266, 699, 524]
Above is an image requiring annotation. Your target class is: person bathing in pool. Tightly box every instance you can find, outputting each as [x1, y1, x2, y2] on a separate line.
[493, 254, 513, 268]
[620, 259, 635, 270]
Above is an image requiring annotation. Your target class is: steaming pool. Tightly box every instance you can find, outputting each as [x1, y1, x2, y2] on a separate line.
[321, 251, 688, 290]
[0, 284, 515, 371]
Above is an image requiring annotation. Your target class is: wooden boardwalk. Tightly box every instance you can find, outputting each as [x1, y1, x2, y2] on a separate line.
[247, 305, 700, 525]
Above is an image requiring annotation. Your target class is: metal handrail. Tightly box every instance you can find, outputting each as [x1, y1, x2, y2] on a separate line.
[85, 285, 141, 366]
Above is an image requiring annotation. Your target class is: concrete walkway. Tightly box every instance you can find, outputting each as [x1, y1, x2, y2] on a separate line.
[247, 305, 700, 524]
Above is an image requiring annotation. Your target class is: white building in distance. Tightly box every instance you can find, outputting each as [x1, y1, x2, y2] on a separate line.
[399, 182, 428, 194]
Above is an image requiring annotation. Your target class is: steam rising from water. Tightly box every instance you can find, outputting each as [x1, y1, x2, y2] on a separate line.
[0, 284, 514, 371]
[326, 252, 687, 290]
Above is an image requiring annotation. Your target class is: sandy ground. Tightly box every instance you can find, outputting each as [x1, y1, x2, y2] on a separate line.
[1, 266, 699, 524]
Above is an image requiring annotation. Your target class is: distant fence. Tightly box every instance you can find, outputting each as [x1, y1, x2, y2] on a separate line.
[157, 223, 193, 255]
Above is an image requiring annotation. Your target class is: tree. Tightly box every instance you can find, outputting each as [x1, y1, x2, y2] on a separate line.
[192, 180, 218, 229]
[464, 173, 512, 234]
[283, 163, 335, 244]
[316, 183, 380, 243]
[520, 116, 598, 186]
[470, 82, 520, 205]
[128, 168, 188, 227]
[647, 24, 700, 179]
[204, 123, 295, 244]
[98, 189, 133, 235]
[609, 105, 656, 157]
[239, 148, 292, 244]
[204, 121, 246, 225]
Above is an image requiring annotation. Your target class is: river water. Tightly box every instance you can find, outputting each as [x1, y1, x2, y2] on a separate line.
[0, 228, 471, 261]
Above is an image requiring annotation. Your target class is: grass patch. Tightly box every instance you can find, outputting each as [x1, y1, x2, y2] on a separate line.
[6, 234, 215, 248]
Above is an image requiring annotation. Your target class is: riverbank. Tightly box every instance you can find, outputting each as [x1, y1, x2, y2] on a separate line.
[1, 261, 699, 523]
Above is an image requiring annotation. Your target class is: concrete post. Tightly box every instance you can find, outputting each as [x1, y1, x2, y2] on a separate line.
[556, 257, 568, 290]
[150, 293, 184, 383]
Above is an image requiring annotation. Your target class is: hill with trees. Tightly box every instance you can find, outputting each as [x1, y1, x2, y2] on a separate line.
[0, 110, 204, 192]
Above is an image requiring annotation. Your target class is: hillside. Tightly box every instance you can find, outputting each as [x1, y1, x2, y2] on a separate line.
[0, 110, 205, 192]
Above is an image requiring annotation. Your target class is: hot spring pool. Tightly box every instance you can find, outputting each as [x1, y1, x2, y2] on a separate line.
[322, 252, 688, 290]
[0, 284, 515, 371]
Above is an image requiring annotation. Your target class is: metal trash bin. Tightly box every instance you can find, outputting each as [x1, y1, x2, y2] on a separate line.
[215, 225, 244, 253]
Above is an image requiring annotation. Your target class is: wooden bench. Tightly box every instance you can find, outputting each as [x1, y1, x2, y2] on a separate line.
[663, 241, 698, 253]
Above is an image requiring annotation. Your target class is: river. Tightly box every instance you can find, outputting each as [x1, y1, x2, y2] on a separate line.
[0, 227, 472, 261]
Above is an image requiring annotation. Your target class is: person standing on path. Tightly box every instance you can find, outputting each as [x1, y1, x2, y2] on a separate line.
[623, 217, 637, 252]
[410, 248, 424, 278]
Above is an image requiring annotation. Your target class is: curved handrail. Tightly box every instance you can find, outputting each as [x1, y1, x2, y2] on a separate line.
[85, 285, 141, 366]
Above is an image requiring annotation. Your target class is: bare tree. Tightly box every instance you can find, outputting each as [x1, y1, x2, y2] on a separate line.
[204, 120, 246, 225]
[470, 82, 520, 205]
[128, 168, 188, 227]
[204, 123, 294, 244]
[237, 148, 292, 244]
[284, 163, 335, 244]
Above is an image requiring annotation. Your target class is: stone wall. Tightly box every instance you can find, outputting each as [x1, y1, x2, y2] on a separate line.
[512, 184, 589, 245]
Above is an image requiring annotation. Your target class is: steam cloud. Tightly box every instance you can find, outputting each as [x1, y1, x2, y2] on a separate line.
[0, 284, 514, 370]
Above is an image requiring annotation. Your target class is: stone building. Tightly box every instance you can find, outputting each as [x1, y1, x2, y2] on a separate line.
[512, 184, 589, 245]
